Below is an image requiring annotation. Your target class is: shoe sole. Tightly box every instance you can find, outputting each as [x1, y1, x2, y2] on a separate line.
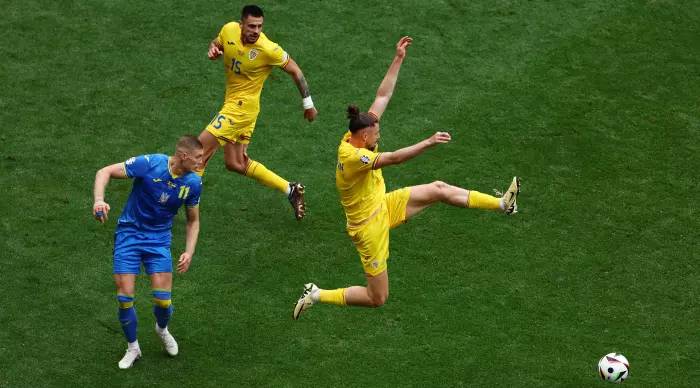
[289, 184, 306, 220]
[292, 284, 313, 320]
[505, 177, 521, 215]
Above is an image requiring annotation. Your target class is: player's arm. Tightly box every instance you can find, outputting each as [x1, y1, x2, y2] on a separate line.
[178, 205, 200, 274]
[368, 36, 413, 121]
[93, 163, 128, 223]
[208, 39, 224, 60]
[373, 132, 451, 169]
[281, 58, 318, 122]
[207, 27, 225, 60]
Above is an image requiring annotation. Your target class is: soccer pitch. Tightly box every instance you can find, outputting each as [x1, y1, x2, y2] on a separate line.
[1, 0, 699, 386]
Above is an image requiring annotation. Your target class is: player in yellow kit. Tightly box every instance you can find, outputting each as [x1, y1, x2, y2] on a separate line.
[292, 37, 521, 318]
[199, 5, 316, 220]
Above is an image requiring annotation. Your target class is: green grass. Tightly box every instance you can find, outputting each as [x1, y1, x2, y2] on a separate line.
[1, 0, 699, 386]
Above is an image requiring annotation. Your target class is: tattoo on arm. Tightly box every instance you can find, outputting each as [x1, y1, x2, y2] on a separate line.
[295, 74, 311, 98]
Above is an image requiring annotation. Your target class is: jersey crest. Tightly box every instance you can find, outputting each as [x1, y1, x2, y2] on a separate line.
[248, 49, 259, 60]
[159, 192, 170, 204]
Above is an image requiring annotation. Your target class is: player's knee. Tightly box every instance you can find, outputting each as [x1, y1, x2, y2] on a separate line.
[116, 283, 135, 296]
[369, 292, 388, 307]
[432, 180, 448, 199]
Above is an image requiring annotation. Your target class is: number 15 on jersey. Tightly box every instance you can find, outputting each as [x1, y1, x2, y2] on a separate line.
[231, 58, 241, 75]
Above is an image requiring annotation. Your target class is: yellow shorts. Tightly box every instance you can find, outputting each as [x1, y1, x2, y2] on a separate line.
[205, 111, 257, 146]
[347, 187, 411, 276]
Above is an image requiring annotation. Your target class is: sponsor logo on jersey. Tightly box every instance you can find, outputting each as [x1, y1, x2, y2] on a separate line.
[227, 41, 236, 45]
[360, 155, 371, 165]
[153, 178, 162, 182]
[125, 157, 136, 165]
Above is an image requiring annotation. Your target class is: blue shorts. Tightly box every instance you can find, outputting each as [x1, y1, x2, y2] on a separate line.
[113, 227, 172, 275]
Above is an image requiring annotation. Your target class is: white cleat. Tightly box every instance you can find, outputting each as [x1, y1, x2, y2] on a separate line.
[496, 176, 521, 215]
[118, 347, 141, 369]
[156, 325, 179, 356]
[293, 283, 318, 320]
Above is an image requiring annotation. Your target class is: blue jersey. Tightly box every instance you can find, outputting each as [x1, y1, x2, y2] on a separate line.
[117, 154, 202, 234]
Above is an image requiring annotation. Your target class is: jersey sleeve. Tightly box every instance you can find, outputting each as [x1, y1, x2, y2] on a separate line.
[266, 43, 290, 68]
[123, 155, 151, 178]
[216, 24, 226, 47]
[185, 180, 202, 208]
[345, 148, 383, 174]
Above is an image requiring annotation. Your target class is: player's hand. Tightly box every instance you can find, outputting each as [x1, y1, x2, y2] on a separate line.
[427, 131, 451, 146]
[178, 252, 193, 273]
[93, 201, 110, 223]
[208, 44, 223, 60]
[396, 36, 413, 59]
[304, 107, 317, 122]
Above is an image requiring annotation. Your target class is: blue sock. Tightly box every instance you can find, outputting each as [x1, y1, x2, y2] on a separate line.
[152, 289, 173, 329]
[117, 294, 138, 343]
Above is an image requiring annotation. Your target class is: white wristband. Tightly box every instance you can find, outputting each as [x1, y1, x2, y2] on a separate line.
[302, 96, 314, 110]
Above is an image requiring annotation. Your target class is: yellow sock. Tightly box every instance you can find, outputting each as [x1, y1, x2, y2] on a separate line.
[318, 288, 347, 306]
[467, 191, 502, 211]
[245, 160, 289, 193]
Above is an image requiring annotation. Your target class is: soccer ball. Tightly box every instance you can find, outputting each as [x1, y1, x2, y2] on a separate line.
[598, 353, 630, 383]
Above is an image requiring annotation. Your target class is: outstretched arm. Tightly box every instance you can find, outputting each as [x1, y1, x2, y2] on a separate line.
[369, 36, 413, 120]
[93, 163, 128, 223]
[373, 132, 451, 169]
[282, 58, 318, 122]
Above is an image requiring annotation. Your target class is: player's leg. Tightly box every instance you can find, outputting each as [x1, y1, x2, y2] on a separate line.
[113, 230, 143, 369]
[293, 270, 388, 319]
[293, 213, 390, 319]
[405, 177, 520, 220]
[223, 140, 306, 220]
[196, 130, 223, 177]
[144, 244, 178, 357]
[344, 270, 389, 307]
[115, 274, 138, 344]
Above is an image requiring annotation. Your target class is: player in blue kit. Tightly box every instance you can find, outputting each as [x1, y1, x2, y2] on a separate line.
[92, 135, 204, 369]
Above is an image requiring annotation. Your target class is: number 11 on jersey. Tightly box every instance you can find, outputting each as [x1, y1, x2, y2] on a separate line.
[178, 185, 190, 199]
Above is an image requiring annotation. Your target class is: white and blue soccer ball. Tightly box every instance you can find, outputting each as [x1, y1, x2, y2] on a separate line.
[598, 353, 630, 383]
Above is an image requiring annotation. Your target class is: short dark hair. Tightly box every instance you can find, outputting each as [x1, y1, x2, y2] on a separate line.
[242, 5, 264, 20]
[176, 135, 203, 152]
[347, 104, 378, 133]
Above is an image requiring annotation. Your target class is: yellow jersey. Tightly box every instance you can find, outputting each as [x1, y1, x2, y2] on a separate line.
[336, 131, 385, 224]
[216, 22, 290, 116]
